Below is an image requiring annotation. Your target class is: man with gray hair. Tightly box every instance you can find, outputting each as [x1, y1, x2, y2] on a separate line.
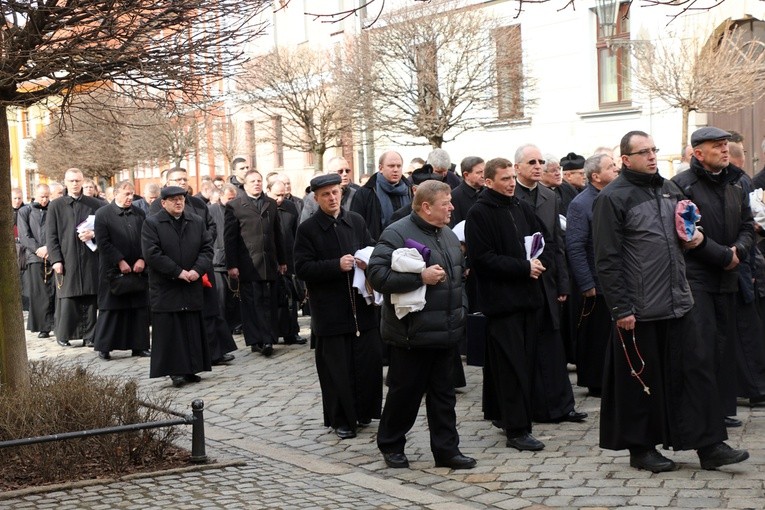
[513, 144, 586, 424]
[133, 183, 160, 213]
[300, 156, 359, 223]
[426, 148, 460, 189]
[565, 153, 619, 397]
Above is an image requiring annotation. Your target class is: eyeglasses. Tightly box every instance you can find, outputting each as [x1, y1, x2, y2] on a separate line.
[526, 159, 546, 166]
[624, 147, 659, 157]
[337, 168, 352, 174]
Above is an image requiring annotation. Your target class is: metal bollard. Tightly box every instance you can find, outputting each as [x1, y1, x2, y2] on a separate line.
[190, 399, 207, 463]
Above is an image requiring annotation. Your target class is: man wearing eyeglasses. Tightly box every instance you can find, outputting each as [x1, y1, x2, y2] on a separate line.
[672, 127, 755, 430]
[593, 129, 748, 473]
[299, 156, 360, 223]
[513, 144, 586, 426]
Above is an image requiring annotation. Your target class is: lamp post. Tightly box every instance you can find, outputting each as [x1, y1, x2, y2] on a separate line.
[595, 0, 619, 41]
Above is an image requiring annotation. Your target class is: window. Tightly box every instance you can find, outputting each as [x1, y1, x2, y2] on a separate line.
[272, 116, 284, 168]
[596, 3, 631, 107]
[20, 110, 30, 138]
[495, 25, 524, 120]
[245, 120, 257, 170]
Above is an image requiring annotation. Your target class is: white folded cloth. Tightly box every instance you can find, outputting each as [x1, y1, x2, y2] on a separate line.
[390, 248, 426, 319]
[353, 246, 382, 306]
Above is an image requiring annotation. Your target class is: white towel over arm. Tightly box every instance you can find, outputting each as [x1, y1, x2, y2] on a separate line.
[353, 246, 383, 305]
[390, 248, 427, 319]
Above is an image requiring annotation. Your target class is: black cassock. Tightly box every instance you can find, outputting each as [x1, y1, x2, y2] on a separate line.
[17, 203, 55, 333]
[46, 194, 104, 343]
[142, 210, 213, 378]
[93, 202, 150, 353]
[295, 208, 382, 429]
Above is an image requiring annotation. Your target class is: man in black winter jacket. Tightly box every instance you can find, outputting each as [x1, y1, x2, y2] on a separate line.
[672, 126, 755, 428]
[594, 129, 748, 474]
[368, 180, 475, 471]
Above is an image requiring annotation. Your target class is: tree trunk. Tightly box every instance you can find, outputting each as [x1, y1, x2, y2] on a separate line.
[0, 105, 30, 390]
[314, 148, 324, 173]
[681, 107, 690, 152]
[429, 135, 443, 149]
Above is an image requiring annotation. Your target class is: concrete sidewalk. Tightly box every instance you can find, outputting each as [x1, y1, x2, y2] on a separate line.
[4, 317, 764, 509]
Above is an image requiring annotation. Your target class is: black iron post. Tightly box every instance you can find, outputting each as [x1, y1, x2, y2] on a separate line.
[190, 399, 207, 463]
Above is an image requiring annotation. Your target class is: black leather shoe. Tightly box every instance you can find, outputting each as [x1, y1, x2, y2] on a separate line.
[251, 344, 262, 353]
[629, 448, 676, 473]
[335, 426, 357, 439]
[557, 410, 588, 423]
[56, 338, 70, 347]
[170, 376, 186, 387]
[698, 442, 749, 470]
[724, 417, 742, 427]
[435, 454, 477, 470]
[491, 420, 504, 430]
[98, 351, 111, 360]
[132, 350, 151, 357]
[749, 395, 765, 407]
[232, 326, 243, 335]
[284, 336, 307, 345]
[84, 340, 95, 348]
[357, 419, 372, 428]
[38, 331, 50, 338]
[261, 343, 274, 357]
[506, 433, 545, 451]
[184, 374, 202, 383]
[212, 353, 235, 365]
[383, 452, 409, 468]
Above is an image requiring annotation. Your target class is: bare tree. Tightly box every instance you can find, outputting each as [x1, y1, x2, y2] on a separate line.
[200, 115, 243, 171]
[0, 0, 270, 390]
[241, 46, 351, 172]
[337, 0, 533, 148]
[632, 22, 765, 148]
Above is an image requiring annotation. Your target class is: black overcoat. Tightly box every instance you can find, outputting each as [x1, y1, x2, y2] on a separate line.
[141, 210, 213, 313]
[294, 208, 376, 337]
[17, 203, 47, 265]
[515, 183, 570, 329]
[46, 194, 104, 298]
[94, 202, 148, 310]
[277, 199, 299, 274]
[224, 195, 285, 282]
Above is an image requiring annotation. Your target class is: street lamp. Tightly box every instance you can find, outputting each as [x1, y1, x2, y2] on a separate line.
[595, 0, 620, 41]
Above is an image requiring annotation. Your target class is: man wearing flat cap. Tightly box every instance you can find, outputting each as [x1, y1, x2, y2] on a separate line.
[294, 174, 382, 440]
[672, 126, 755, 429]
[142, 186, 214, 387]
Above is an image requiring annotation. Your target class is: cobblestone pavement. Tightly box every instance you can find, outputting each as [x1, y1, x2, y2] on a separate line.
[4, 315, 765, 509]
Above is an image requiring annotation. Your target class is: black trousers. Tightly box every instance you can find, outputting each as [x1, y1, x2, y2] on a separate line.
[315, 330, 382, 428]
[531, 305, 575, 422]
[239, 280, 278, 347]
[691, 288, 737, 416]
[24, 262, 55, 333]
[54, 295, 97, 343]
[599, 311, 726, 451]
[483, 312, 535, 436]
[214, 270, 241, 332]
[377, 346, 460, 460]
[734, 292, 765, 398]
[575, 294, 613, 392]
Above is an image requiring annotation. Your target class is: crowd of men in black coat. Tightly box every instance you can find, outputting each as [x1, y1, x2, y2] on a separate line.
[14, 126, 765, 473]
